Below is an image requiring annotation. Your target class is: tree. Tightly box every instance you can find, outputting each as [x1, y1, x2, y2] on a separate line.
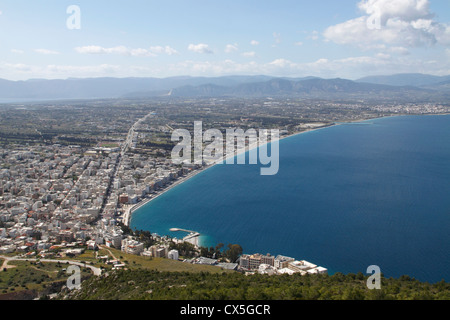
[224, 244, 243, 263]
[171, 241, 197, 258]
[214, 243, 224, 259]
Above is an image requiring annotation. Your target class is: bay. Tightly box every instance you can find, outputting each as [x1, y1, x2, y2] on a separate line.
[131, 115, 450, 283]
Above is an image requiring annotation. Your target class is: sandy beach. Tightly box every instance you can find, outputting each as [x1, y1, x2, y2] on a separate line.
[123, 166, 210, 226]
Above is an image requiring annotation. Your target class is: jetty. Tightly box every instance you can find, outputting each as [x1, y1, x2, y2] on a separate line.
[170, 228, 201, 247]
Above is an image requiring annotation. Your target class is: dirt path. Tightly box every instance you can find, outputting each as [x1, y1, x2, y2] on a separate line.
[0, 256, 17, 270]
[100, 246, 118, 260]
[0, 255, 102, 276]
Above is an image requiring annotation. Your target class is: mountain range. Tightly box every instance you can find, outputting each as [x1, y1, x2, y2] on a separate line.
[0, 73, 449, 102]
[356, 73, 450, 87]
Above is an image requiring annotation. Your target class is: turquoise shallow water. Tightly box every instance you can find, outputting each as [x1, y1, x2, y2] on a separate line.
[131, 115, 450, 283]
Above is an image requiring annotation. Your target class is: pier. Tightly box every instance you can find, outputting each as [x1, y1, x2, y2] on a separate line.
[170, 228, 201, 247]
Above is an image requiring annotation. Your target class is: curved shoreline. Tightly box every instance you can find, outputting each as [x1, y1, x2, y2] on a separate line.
[123, 166, 211, 226]
[124, 122, 341, 227]
[125, 113, 450, 228]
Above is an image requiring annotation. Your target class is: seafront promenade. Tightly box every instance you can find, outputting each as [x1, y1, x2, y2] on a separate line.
[123, 166, 212, 226]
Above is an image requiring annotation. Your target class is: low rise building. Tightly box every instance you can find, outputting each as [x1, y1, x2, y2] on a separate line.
[274, 255, 295, 269]
[121, 238, 144, 255]
[239, 253, 274, 270]
[149, 244, 169, 258]
[168, 249, 179, 260]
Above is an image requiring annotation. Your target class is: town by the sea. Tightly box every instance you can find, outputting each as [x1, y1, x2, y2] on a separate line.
[131, 114, 450, 284]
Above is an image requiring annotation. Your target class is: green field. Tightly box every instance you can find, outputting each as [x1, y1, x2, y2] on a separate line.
[0, 247, 233, 299]
[0, 260, 92, 298]
[98, 246, 233, 273]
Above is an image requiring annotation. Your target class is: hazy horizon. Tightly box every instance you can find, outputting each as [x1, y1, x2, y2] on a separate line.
[1, 0, 449, 81]
[1, 72, 449, 83]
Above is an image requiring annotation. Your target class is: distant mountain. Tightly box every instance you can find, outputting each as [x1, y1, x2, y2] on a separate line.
[166, 78, 435, 99]
[357, 73, 450, 87]
[0, 77, 157, 100]
[0, 74, 449, 102]
[0, 76, 276, 101]
[426, 79, 450, 93]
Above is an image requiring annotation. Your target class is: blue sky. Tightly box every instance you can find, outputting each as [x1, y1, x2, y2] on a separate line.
[0, 0, 449, 80]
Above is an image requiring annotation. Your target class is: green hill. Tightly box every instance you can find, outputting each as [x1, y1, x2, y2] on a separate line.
[60, 269, 449, 300]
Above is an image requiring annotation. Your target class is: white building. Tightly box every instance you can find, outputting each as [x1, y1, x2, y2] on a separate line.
[168, 249, 179, 260]
[274, 255, 295, 269]
[121, 238, 144, 255]
[149, 245, 169, 258]
[277, 268, 295, 275]
[111, 234, 123, 249]
[258, 264, 276, 275]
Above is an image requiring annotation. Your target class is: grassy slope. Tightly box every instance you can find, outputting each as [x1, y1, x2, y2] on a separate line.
[0, 247, 232, 299]
[0, 260, 91, 297]
[97, 246, 233, 273]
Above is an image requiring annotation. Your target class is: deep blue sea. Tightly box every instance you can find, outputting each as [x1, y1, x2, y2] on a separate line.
[131, 115, 450, 283]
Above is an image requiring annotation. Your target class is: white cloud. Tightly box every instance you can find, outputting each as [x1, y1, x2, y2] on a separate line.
[389, 46, 410, 55]
[376, 52, 391, 59]
[268, 58, 296, 69]
[3, 63, 32, 72]
[242, 51, 256, 58]
[129, 48, 155, 57]
[294, 42, 303, 46]
[169, 59, 258, 76]
[250, 40, 259, 46]
[75, 45, 178, 57]
[225, 44, 239, 53]
[0, 62, 123, 80]
[82, 46, 134, 55]
[75, 45, 119, 54]
[188, 43, 214, 54]
[430, 22, 450, 45]
[11, 49, 24, 54]
[2, 52, 450, 81]
[324, 0, 450, 48]
[46, 64, 121, 75]
[165, 47, 179, 56]
[35, 49, 60, 55]
[164, 51, 450, 79]
[358, 0, 433, 24]
[149, 46, 179, 55]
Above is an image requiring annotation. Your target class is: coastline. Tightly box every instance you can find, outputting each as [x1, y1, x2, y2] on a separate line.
[123, 166, 210, 226]
[124, 112, 450, 228]
[124, 122, 341, 227]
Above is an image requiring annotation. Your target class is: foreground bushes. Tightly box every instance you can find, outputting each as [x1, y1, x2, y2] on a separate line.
[64, 269, 449, 300]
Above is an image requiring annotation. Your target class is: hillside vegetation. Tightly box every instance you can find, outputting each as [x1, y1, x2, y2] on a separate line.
[62, 269, 449, 300]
